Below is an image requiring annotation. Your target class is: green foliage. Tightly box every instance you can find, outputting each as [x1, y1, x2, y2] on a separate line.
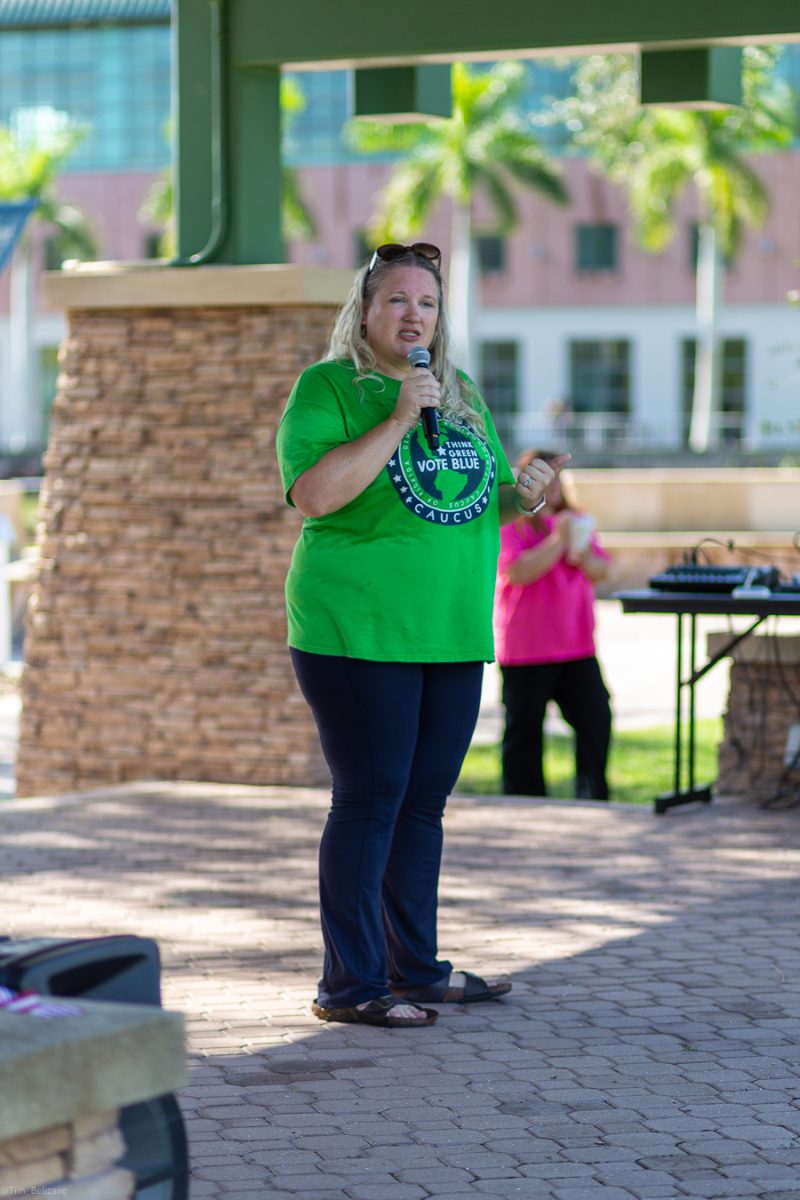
[347, 61, 568, 245]
[0, 122, 81, 199]
[140, 149, 173, 257]
[0, 119, 97, 261]
[20, 491, 40, 546]
[456, 718, 724, 806]
[548, 48, 797, 259]
[140, 78, 317, 258]
[278, 77, 317, 242]
[282, 165, 318, 243]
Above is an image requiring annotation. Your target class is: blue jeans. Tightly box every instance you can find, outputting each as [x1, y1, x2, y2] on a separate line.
[290, 650, 484, 1008]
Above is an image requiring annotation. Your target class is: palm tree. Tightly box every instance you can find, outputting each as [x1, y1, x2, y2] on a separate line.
[348, 62, 568, 376]
[0, 118, 96, 449]
[551, 49, 796, 452]
[142, 78, 316, 259]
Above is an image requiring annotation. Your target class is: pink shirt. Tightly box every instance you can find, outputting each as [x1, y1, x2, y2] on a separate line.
[493, 516, 609, 666]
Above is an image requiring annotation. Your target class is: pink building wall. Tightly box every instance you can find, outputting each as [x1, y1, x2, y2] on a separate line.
[288, 152, 800, 308]
[5, 150, 798, 317]
[0, 171, 160, 316]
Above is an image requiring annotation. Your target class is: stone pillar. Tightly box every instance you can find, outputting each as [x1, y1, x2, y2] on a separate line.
[17, 265, 351, 797]
[710, 631, 800, 802]
[0, 1111, 132, 1199]
[0, 999, 184, 1198]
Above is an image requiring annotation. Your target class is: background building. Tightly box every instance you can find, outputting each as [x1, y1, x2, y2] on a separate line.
[0, 0, 797, 463]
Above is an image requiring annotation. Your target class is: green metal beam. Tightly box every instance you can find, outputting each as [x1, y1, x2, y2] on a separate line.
[641, 47, 743, 108]
[175, 0, 799, 265]
[232, 0, 800, 67]
[174, 0, 282, 264]
[354, 66, 452, 121]
[174, 0, 215, 260]
[224, 61, 283, 264]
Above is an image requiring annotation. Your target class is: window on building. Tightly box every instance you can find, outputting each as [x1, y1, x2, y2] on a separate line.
[143, 231, 163, 259]
[569, 340, 630, 414]
[353, 231, 371, 269]
[575, 224, 618, 273]
[0, 25, 172, 172]
[519, 60, 576, 153]
[479, 341, 518, 443]
[681, 338, 747, 444]
[282, 70, 353, 166]
[475, 234, 506, 274]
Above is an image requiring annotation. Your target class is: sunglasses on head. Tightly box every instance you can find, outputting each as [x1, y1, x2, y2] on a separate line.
[365, 242, 442, 276]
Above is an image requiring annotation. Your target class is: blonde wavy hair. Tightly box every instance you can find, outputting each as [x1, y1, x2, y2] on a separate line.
[324, 251, 486, 435]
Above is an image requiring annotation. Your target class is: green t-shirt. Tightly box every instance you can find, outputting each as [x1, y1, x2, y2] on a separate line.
[276, 359, 514, 662]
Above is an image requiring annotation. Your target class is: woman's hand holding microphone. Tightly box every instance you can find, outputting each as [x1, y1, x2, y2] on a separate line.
[390, 369, 441, 438]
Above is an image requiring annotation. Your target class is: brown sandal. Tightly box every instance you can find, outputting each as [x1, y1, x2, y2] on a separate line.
[311, 994, 438, 1027]
[393, 970, 512, 1004]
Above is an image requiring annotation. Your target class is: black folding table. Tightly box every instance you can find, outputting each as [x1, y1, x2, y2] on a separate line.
[614, 590, 800, 814]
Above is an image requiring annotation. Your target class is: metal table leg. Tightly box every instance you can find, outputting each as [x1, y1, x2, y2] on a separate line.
[654, 611, 714, 815]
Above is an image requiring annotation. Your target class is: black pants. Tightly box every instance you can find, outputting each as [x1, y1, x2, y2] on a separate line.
[290, 650, 484, 1008]
[500, 656, 611, 800]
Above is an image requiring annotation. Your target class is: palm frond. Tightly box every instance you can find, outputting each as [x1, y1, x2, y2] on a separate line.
[466, 62, 528, 124]
[701, 159, 767, 258]
[628, 147, 693, 251]
[0, 123, 85, 200]
[345, 119, 430, 155]
[367, 158, 444, 243]
[48, 216, 97, 262]
[502, 151, 568, 206]
[474, 167, 518, 233]
[282, 166, 317, 241]
[564, 49, 792, 259]
[0, 122, 96, 259]
[280, 76, 306, 117]
[356, 60, 565, 252]
[140, 172, 173, 226]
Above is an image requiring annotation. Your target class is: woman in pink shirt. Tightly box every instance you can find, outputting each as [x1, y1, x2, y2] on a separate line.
[493, 452, 612, 799]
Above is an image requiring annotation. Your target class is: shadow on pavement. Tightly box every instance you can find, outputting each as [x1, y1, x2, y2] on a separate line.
[0, 782, 799, 1198]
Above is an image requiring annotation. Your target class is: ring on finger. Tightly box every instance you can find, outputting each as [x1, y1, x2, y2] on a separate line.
[519, 472, 530, 488]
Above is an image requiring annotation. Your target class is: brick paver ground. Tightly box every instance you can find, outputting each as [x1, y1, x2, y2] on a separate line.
[1, 781, 799, 1199]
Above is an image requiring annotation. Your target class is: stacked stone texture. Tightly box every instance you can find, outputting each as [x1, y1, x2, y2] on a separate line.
[717, 649, 800, 801]
[0, 1110, 132, 1198]
[17, 306, 334, 797]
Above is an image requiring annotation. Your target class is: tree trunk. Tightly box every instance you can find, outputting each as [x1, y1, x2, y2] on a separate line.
[688, 221, 722, 454]
[448, 200, 475, 379]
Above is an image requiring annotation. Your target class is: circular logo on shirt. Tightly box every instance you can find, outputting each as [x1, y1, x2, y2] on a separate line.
[386, 419, 496, 525]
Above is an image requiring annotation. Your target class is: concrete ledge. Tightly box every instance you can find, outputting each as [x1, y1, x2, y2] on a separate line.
[708, 631, 800, 663]
[600, 529, 793, 548]
[0, 1000, 185, 1140]
[44, 261, 353, 309]
[570, 468, 800, 533]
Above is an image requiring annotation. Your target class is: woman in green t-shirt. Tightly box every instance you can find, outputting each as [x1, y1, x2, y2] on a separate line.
[277, 243, 568, 1028]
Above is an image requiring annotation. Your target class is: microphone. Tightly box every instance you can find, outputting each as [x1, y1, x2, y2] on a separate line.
[407, 345, 440, 451]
